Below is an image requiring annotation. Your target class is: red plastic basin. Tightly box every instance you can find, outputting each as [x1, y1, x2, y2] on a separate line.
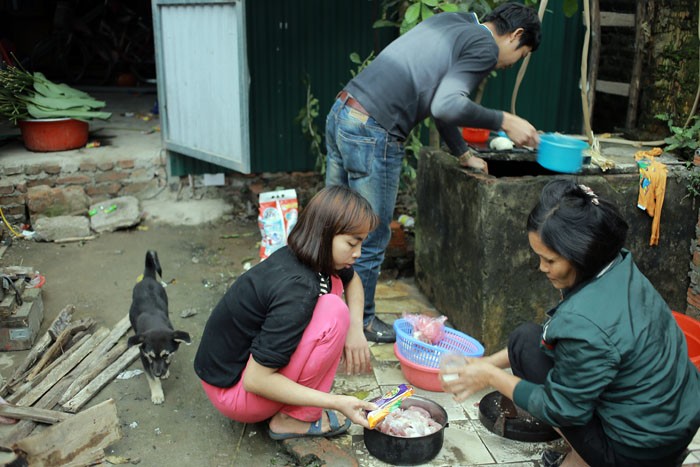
[673, 311, 700, 371]
[394, 343, 443, 392]
[461, 127, 490, 144]
[18, 118, 89, 152]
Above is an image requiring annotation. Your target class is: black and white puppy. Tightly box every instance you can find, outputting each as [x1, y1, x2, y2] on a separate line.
[128, 250, 191, 404]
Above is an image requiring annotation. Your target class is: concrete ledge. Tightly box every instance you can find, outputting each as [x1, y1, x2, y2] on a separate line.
[415, 148, 695, 352]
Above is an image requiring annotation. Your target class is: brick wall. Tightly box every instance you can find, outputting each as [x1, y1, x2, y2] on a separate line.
[0, 153, 166, 227]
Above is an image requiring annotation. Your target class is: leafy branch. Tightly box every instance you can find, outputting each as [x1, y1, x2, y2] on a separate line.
[655, 113, 700, 199]
[294, 75, 325, 173]
[0, 64, 111, 124]
[655, 113, 700, 157]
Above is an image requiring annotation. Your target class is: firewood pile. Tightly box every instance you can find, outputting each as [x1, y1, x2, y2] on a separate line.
[0, 304, 138, 466]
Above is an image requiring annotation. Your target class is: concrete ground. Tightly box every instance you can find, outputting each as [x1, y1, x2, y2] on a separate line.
[0, 89, 698, 466]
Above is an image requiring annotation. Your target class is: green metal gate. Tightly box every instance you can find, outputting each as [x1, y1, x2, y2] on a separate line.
[169, 1, 584, 176]
[170, 0, 394, 176]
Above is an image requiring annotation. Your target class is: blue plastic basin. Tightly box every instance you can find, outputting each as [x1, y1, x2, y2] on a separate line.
[537, 133, 588, 174]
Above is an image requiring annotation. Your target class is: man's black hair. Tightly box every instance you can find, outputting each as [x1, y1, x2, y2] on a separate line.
[482, 2, 542, 52]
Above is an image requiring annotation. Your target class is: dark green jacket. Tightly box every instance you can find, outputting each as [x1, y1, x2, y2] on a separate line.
[513, 250, 700, 459]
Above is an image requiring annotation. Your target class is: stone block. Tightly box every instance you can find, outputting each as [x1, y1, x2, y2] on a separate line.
[0, 296, 43, 351]
[27, 185, 90, 218]
[33, 215, 91, 241]
[89, 195, 141, 233]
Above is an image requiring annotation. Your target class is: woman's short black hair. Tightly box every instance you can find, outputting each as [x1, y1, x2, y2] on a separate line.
[527, 179, 629, 285]
[482, 2, 542, 52]
[288, 185, 379, 276]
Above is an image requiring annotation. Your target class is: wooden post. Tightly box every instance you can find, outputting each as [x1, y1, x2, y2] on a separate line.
[587, 0, 601, 122]
[626, 0, 648, 129]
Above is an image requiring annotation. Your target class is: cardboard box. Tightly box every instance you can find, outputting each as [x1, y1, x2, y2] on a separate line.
[0, 290, 44, 351]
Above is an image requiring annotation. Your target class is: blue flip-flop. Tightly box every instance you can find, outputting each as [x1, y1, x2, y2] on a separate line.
[268, 409, 351, 441]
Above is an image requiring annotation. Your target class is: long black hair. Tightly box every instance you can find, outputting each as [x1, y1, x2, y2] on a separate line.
[527, 179, 629, 285]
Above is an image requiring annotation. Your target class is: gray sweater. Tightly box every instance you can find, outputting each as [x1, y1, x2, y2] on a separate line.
[345, 12, 503, 156]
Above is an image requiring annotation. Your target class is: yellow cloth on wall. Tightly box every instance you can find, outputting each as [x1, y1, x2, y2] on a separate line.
[634, 148, 667, 246]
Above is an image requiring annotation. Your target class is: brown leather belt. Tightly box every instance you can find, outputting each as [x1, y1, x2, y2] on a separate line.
[337, 90, 368, 115]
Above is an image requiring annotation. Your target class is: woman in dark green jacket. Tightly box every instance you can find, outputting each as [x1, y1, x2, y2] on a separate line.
[441, 179, 700, 467]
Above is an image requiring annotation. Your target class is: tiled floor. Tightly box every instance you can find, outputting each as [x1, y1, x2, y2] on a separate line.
[339, 279, 700, 466]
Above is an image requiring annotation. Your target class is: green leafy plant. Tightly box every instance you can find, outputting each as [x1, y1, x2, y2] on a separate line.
[295, 52, 377, 176]
[294, 75, 325, 174]
[655, 113, 700, 199]
[374, 0, 473, 34]
[0, 65, 111, 124]
[684, 161, 700, 200]
[349, 51, 376, 77]
[400, 0, 460, 33]
[655, 113, 700, 159]
[373, 0, 552, 35]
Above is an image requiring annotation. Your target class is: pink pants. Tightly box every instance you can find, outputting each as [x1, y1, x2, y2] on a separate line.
[200, 279, 349, 423]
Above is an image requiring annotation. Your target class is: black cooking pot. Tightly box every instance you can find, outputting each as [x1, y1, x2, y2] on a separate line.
[363, 395, 449, 465]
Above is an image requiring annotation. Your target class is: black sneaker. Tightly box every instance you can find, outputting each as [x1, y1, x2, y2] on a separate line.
[541, 449, 566, 467]
[364, 316, 396, 343]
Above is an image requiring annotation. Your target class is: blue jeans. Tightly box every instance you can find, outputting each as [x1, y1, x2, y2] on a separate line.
[325, 96, 404, 325]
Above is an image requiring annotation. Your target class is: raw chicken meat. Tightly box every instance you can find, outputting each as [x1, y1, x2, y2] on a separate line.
[375, 405, 442, 437]
[404, 313, 447, 344]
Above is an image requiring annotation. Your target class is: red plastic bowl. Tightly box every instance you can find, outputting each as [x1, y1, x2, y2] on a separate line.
[461, 127, 490, 144]
[673, 311, 700, 371]
[394, 343, 443, 392]
[18, 118, 89, 152]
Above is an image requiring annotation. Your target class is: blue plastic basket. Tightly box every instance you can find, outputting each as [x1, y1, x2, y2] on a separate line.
[394, 318, 485, 368]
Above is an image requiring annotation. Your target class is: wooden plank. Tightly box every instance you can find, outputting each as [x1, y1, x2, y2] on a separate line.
[0, 266, 34, 277]
[600, 11, 635, 27]
[6, 380, 32, 405]
[87, 316, 130, 358]
[0, 305, 74, 397]
[15, 334, 95, 408]
[595, 79, 630, 96]
[53, 235, 96, 244]
[0, 403, 72, 424]
[62, 346, 139, 413]
[58, 316, 131, 405]
[13, 399, 121, 467]
[35, 328, 107, 384]
[59, 341, 127, 406]
[4, 378, 74, 444]
[26, 319, 93, 381]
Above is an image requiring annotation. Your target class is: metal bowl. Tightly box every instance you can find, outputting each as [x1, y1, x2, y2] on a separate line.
[363, 395, 448, 465]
